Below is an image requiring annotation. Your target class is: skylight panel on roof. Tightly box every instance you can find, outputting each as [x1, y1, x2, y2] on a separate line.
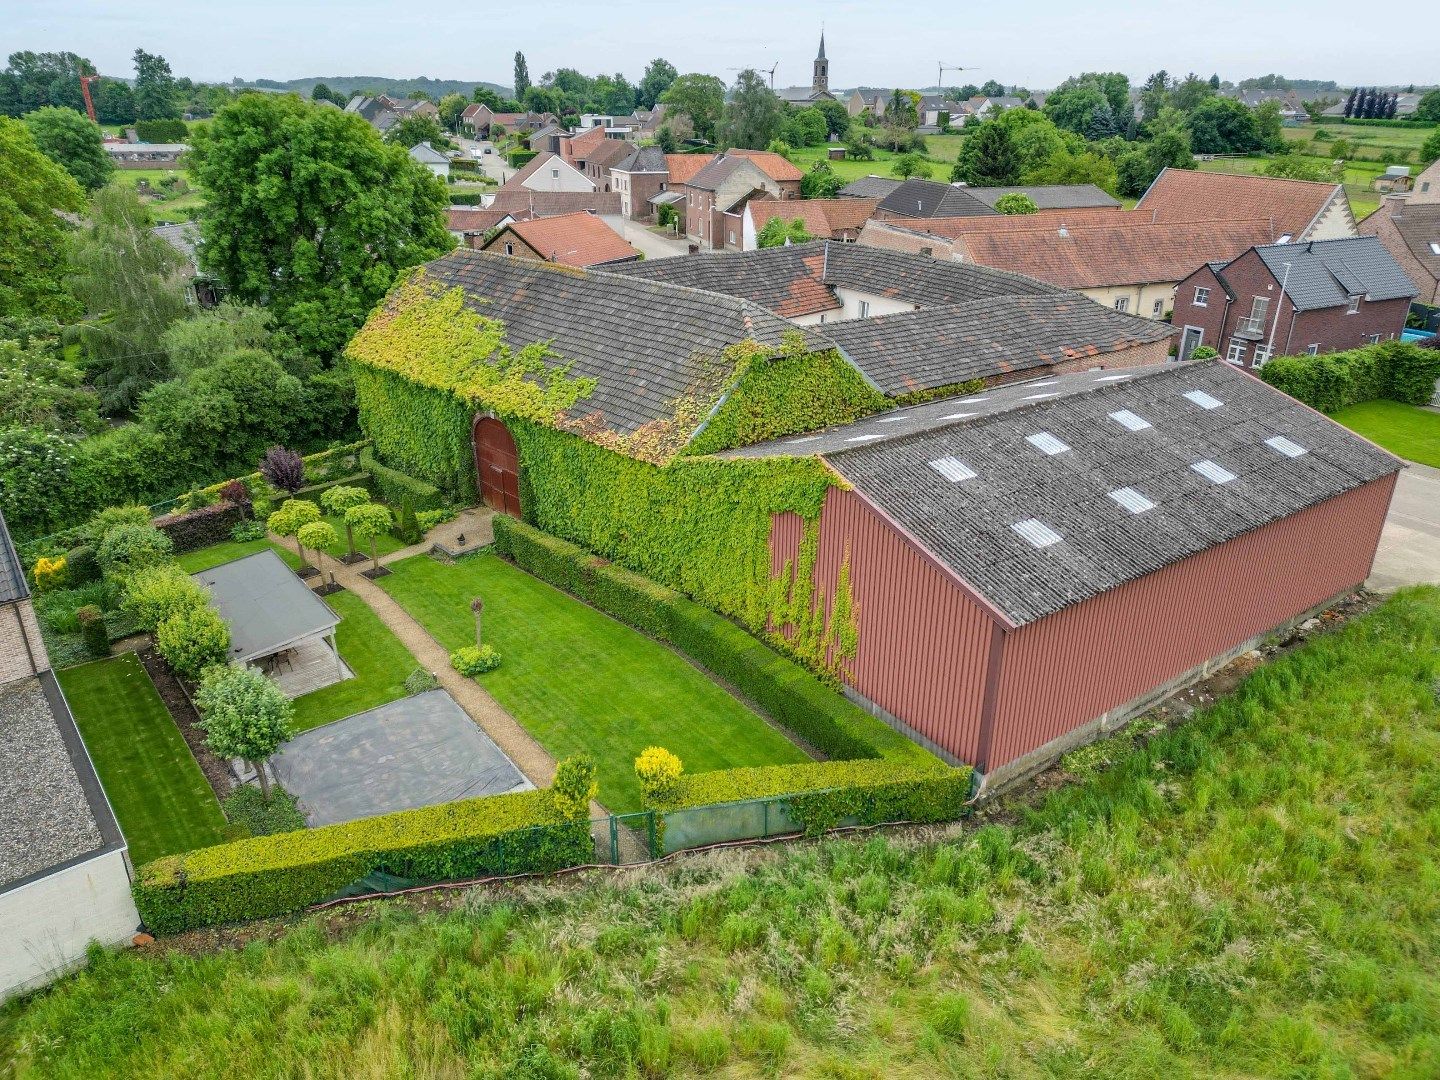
[1024, 392, 1061, 400]
[873, 415, 910, 423]
[929, 456, 977, 482]
[1265, 435, 1308, 458]
[955, 396, 988, 404]
[845, 433, 887, 443]
[1108, 409, 1152, 431]
[1026, 432, 1070, 455]
[1096, 374, 1132, 382]
[1012, 518, 1062, 548]
[1191, 459, 1236, 484]
[938, 412, 976, 420]
[1183, 390, 1223, 410]
[1108, 487, 1155, 514]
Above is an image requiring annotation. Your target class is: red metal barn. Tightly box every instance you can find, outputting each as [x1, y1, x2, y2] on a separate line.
[743, 360, 1400, 788]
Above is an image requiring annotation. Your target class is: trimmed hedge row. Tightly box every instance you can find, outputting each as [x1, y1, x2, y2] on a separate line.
[361, 447, 450, 512]
[134, 788, 590, 934]
[493, 517, 937, 767]
[152, 502, 244, 554]
[1260, 340, 1440, 413]
[653, 759, 972, 836]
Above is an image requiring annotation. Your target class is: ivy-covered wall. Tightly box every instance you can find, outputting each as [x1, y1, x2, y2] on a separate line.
[353, 365, 480, 503]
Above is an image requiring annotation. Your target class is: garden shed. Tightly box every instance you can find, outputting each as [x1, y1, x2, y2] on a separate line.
[193, 551, 350, 697]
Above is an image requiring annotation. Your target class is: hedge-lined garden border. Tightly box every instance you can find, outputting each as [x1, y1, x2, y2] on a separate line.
[1260, 340, 1440, 414]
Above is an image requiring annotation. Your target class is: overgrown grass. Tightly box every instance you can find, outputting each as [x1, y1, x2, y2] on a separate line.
[1332, 398, 1440, 468]
[288, 589, 418, 732]
[57, 653, 227, 864]
[378, 551, 810, 810]
[9, 589, 1440, 1076]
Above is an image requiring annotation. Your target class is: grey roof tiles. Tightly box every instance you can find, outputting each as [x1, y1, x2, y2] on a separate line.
[1251, 236, 1419, 310]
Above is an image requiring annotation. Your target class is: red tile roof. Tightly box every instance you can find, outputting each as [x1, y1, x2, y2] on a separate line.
[446, 207, 525, 234]
[665, 154, 716, 184]
[1136, 168, 1345, 240]
[899, 206, 1140, 239]
[727, 148, 805, 183]
[485, 211, 638, 268]
[488, 190, 623, 217]
[747, 197, 882, 239]
[560, 125, 608, 163]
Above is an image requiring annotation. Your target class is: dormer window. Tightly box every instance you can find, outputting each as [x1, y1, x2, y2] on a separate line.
[1346, 295, 1361, 314]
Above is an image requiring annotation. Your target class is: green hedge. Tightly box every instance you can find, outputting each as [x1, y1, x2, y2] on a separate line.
[360, 447, 450, 511]
[507, 148, 538, 168]
[493, 517, 937, 767]
[134, 787, 589, 934]
[1260, 341, 1440, 413]
[134, 118, 188, 143]
[654, 759, 971, 836]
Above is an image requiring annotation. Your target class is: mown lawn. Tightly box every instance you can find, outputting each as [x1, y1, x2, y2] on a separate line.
[378, 552, 809, 810]
[1332, 398, 1440, 468]
[289, 589, 418, 732]
[57, 653, 226, 864]
[176, 537, 302, 574]
[9, 588, 1440, 1076]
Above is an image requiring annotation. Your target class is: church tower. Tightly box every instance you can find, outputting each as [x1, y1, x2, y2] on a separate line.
[813, 32, 829, 94]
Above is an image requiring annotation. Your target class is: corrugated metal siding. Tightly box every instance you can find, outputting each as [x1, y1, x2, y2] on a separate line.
[792, 488, 995, 761]
[988, 474, 1397, 769]
[769, 511, 803, 577]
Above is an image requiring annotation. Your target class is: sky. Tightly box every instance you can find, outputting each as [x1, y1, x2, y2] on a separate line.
[8, 0, 1431, 91]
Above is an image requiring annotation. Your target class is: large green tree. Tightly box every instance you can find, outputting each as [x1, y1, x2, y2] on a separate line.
[1413, 89, 1440, 124]
[1421, 129, 1440, 166]
[92, 78, 136, 124]
[0, 51, 93, 116]
[68, 186, 188, 411]
[384, 113, 450, 150]
[720, 69, 785, 150]
[0, 116, 84, 321]
[513, 52, 531, 100]
[186, 94, 451, 359]
[660, 73, 725, 144]
[24, 105, 112, 191]
[1185, 97, 1260, 155]
[951, 120, 1021, 185]
[133, 48, 180, 121]
[437, 92, 468, 130]
[637, 58, 677, 110]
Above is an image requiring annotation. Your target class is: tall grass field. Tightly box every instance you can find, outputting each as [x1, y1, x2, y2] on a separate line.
[4, 588, 1439, 1077]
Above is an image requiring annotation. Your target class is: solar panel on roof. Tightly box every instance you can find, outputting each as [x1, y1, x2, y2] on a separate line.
[1192, 459, 1236, 484]
[1108, 409, 1151, 431]
[1265, 435, 1308, 458]
[1183, 389, 1223, 410]
[1026, 432, 1070, 455]
[1012, 518, 1062, 548]
[929, 456, 977, 482]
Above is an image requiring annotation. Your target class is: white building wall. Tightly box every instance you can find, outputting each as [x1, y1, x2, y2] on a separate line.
[831, 287, 917, 321]
[0, 849, 137, 1002]
[521, 159, 595, 193]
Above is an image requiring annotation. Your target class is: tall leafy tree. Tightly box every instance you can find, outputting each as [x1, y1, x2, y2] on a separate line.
[1185, 97, 1260, 155]
[133, 48, 180, 121]
[68, 187, 188, 412]
[1044, 85, 1107, 135]
[437, 92, 468, 130]
[93, 78, 136, 124]
[24, 106, 112, 191]
[384, 113, 449, 149]
[310, 82, 344, 106]
[813, 98, 850, 138]
[0, 116, 84, 321]
[1415, 90, 1440, 123]
[660, 73, 725, 144]
[951, 120, 1021, 185]
[720, 69, 785, 150]
[186, 94, 451, 359]
[513, 52, 531, 100]
[0, 51, 93, 116]
[637, 58, 677, 110]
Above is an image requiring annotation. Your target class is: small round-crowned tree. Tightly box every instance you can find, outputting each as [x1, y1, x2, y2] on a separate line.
[345, 503, 394, 575]
[267, 499, 322, 568]
[297, 520, 339, 584]
[320, 485, 370, 561]
[195, 664, 294, 799]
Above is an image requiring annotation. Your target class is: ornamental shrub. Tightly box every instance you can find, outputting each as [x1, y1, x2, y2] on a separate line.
[1260, 341, 1440, 412]
[230, 519, 266, 542]
[82, 504, 154, 546]
[96, 522, 173, 578]
[404, 668, 439, 694]
[259, 445, 306, 494]
[195, 664, 293, 798]
[152, 501, 244, 553]
[391, 498, 422, 544]
[156, 604, 230, 679]
[450, 643, 502, 677]
[63, 544, 100, 585]
[31, 556, 68, 593]
[1190, 345, 1219, 360]
[75, 604, 110, 658]
[417, 507, 456, 531]
[551, 755, 597, 821]
[994, 192, 1039, 215]
[634, 747, 683, 803]
[121, 563, 209, 631]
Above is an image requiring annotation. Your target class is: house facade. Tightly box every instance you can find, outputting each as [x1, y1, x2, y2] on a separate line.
[680, 156, 786, 250]
[408, 141, 450, 180]
[1170, 236, 1418, 366]
[1357, 160, 1440, 307]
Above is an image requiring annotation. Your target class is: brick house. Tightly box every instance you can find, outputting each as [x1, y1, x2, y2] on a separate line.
[480, 212, 639, 268]
[611, 146, 670, 220]
[1357, 160, 1440, 308]
[679, 156, 786, 250]
[1170, 236, 1417, 367]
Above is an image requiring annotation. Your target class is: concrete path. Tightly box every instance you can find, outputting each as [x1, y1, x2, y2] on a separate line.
[1369, 462, 1440, 592]
[603, 215, 690, 260]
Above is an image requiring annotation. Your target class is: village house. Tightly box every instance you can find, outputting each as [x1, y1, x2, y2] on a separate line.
[104, 142, 185, 168]
[1136, 168, 1357, 242]
[872, 178, 1001, 221]
[408, 141, 450, 180]
[846, 88, 889, 119]
[480, 211, 640, 268]
[460, 104, 559, 137]
[445, 207, 521, 247]
[345, 94, 439, 135]
[741, 198, 882, 248]
[498, 151, 595, 194]
[1170, 235, 1417, 365]
[1357, 159, 1440, 307]
[676, 152, 803, 250]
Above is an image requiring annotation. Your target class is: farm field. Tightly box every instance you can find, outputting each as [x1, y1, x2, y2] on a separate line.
[378, 551, 810, 811]
[8, 587, 1439, 1076]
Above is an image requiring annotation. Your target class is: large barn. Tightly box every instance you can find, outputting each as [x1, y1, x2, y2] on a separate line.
[349, 246, 1400, 787]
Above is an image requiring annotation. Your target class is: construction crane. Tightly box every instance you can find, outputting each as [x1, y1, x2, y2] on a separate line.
[936, 63, 978, 95]
[728, 62, 780, 88]
[79, 74, 100, 124]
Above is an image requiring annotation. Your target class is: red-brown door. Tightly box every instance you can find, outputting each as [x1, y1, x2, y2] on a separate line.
[473, 417, 522, 517]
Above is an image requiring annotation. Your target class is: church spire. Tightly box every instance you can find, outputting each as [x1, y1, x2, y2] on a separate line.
[813, 29, 829, 93]
[817, 31, 826, 61]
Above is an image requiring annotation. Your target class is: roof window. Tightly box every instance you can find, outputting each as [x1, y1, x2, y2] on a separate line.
[1108, 487, 1155, 514]
[1191, 459, 1236, 484]
[844, 433, 887, 443]
[1108, 409, 1152, 431]
[1023, 392, 1061, 400]
[1265, 435, 1308, 458]
[1096, 374, 1132, 382]
[1026, 432, 1070, 455]
[1183, 389, 1223, 410]
[929, 456, 977, 482]
[1012, 518, 1062, 548]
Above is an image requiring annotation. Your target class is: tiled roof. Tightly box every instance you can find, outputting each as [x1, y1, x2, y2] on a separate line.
[560, 125, 607, 163]
[952, 217, 1276, 288]
[488, 190, 622, 217]
[873, 206, 1147, 241]
[726, 149, 805, 183]
[419, 250, 808, 435]
[409, 142, 449, 164]
[821, 241, 1060, 306]
[1251, 236, 1418, 310]
[0, 509, 27, 604]
[496, 150, 560, 192]
[747, 197, 881, 239]
[445, 207, 521, 234]
[685, 155, 764, 193]
[819, 361, 1400, 624]
[962, 185, 1121, 210]
[584, 138, 634, 171]
[821, 293, 1174, 395]
[664, 154, 716, 184]
[615, 146, 669, 173]
[487, 212, 639, 268]
[1370, 202, 1440, 282]
[610, 243, 842, 318]
[838, 175, 904, 200]
[878, 179, 1000, 219]
[1136, 168, 1346, 239]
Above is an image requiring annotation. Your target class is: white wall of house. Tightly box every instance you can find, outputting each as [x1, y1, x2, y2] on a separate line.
[0, 848, 138, 1002]
[522, 158, 595, 193]
[831, 287, 917, 321]
[1306, 193, 1358, 241]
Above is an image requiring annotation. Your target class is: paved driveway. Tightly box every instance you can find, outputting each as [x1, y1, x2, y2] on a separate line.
[604, 216, 690, 260]
[1368, 462, 1440, 592]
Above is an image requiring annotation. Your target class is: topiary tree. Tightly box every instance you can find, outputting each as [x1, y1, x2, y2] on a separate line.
[76, 604, 109, 658]
[320, 485, 370, 561]
[122, 563, 208, 631]
[96, 522, 174, 579]
[195, 664, 294, 799]
[267, 498, 322, 568]
[345, 503, 393, 575]
[551, 754, 598, 820]
[995, 192, 1039, 215]
[156, 604, 231, 679]
[634, 746, 683, 805]
[297, 520, 339, 585]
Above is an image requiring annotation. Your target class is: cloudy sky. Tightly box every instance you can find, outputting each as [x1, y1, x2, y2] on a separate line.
[9, 0, 1428, 90]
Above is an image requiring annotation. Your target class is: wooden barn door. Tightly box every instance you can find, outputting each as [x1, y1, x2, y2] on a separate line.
[472, 417, 522, 517]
